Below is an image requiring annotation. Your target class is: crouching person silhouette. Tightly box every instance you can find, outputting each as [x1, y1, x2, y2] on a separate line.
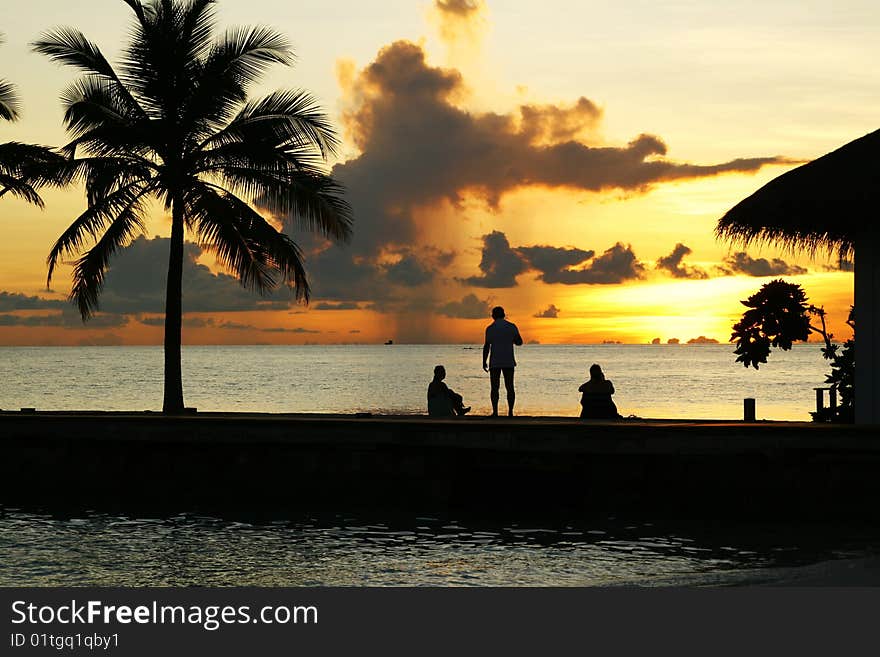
[428, 365, 471, 417]
[579, 364, 622, 419]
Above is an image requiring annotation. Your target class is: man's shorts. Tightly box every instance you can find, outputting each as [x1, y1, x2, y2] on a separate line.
[489, 367, 515, 387]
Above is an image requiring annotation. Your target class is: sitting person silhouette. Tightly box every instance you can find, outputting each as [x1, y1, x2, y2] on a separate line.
[578, 364, 621, 419]
[428, 365, 471, 417]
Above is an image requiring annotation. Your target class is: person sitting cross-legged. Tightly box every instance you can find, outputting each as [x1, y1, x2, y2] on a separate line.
[427, 365, 471, 417]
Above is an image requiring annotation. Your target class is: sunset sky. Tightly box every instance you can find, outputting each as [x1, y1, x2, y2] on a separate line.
[1, 0, 876, 346]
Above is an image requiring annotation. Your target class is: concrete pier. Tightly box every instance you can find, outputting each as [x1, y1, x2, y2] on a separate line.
[2, 412, 879, 515]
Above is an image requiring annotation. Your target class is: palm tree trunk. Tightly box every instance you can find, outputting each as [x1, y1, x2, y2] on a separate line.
[163, 196, 186, 414]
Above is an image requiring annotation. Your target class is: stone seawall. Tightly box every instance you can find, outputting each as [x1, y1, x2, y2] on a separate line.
[2, 412, 879, 516]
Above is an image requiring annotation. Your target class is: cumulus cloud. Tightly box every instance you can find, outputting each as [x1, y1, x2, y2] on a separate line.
[94, 236, 297, 314]
[438, 293, 490, 319]
[516, 245, 595, 284]
[312, 302, 361, 311]
[655, 243, 708, 279]
[383, 252, 439, 287]
[558, 243, 644, 284]
[333, 41, 787, 253]
[534, 304, 560, 318]
[306, 37, 791, 310]
[0, 291, 65, 311]
[463, 231, 644, 287]
[720, 252, 807, 277]
[461, 231, 529, 288]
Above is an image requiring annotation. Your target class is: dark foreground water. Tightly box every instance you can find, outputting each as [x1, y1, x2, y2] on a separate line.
[2, 507, 877, 586]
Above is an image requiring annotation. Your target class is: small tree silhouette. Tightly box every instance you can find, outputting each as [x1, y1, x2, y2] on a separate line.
[731, 278, 854, 422]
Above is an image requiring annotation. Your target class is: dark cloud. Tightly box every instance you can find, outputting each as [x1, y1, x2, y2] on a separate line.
[435, 0, 481, 17]
[823, 257, 854, 272]
[349, 329, 361, 334]
[461, 231, 528, 288]
[0, 291, 65, 311]
[94, 236, 296, 314]
[655, 243, 708, 279]
[215, 320, 318, 334]
[534, 304, 560, 318]
[0, 307, 128, 328]
[139, 316, 215, 328]
[304, 39, 790, 311]
[332, 40, 789, 255]
[312, 302, 361, 311]
[518, 245, 595, 284]
[438, 293, 490, 319]
[383, 253, 436, 287]
[462, 232, 644, 287]
[528, 243, 644, 285]
[261, 327, 320, 334]
[720, 252, 807, 277]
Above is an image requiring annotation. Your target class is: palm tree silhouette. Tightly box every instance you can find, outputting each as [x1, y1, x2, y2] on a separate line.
[0, 34, 20, 122]
[0, 34, 63, 207]
[33, 0, 353, 413]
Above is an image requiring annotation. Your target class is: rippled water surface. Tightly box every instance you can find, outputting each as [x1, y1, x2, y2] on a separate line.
[1, 508, 874, 586]
[0, 344, 830, 420]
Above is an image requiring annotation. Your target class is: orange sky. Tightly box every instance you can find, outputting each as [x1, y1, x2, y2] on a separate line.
[0, 0, 867, 346]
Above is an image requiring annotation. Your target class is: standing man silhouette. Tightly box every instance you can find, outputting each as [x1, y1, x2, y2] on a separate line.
[483, 306, 523, 417]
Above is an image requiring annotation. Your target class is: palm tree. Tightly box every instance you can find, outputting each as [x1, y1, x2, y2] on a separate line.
[33, 0, 353, 413]
[0, 34, 63, 207]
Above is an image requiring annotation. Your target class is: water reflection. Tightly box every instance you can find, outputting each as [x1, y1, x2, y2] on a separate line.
[2, 508, 875, 586]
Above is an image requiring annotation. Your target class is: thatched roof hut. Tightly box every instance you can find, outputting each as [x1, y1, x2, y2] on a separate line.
[715, 128, 880, 424]
[716, 128, 880, 260]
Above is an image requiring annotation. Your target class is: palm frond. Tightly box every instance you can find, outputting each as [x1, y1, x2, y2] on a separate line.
[60, 76, 142, 139]
[47, 179, 152, 286]
[32, 27, 149, 120]
[259, 171, 353, 243]
[203, 90, 339, 158]
[0, 142, 67, 207]
[180, 26, 295, 141]
[0, 172, 44, 206]
[187, 182, 309, 299]
[179, 0, 218, 64]
[68, 192, 151, 319]
[0, 80, 20, 121]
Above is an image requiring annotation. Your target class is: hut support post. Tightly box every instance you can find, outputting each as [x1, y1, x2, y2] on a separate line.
[855, 236, 879, 424]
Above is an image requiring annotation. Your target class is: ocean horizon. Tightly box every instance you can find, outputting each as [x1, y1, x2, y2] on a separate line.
[0, 343, 831, 421]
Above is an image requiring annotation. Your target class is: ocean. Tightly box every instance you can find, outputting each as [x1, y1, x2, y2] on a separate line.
[0, 343, 832, 420]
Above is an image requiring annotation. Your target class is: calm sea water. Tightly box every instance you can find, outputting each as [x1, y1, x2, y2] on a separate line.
[1, 509, 875, 586]
[0, 343, 830, 420]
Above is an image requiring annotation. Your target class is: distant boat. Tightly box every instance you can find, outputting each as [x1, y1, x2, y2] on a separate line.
[384, 339, 394, 345]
